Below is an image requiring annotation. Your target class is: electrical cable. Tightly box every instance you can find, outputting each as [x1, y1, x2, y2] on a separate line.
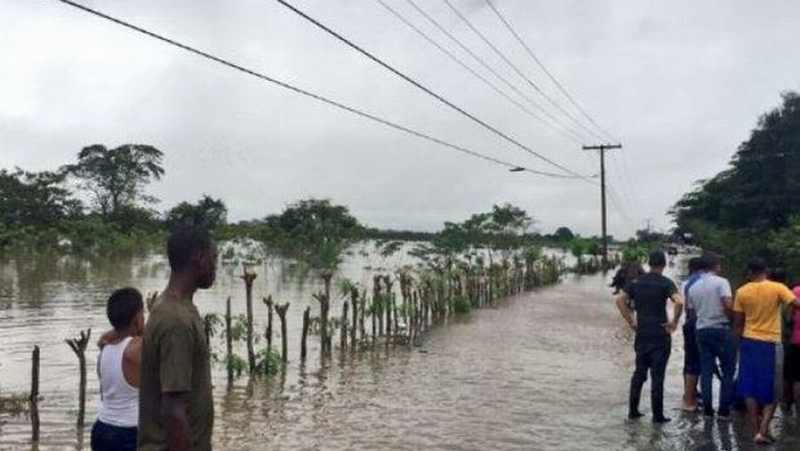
[404, 0, 590, 146]
[373, 0, 583, 147]
[54, 0, 579, 179]
[442, 0, 607, 144]
[272, 0, 592, 180]
[483, 0, 619, 143]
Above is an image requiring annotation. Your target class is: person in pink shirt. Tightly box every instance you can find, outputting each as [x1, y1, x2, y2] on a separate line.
[786, 285, 800, 412]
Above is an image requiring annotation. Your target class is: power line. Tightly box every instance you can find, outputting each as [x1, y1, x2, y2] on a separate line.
[272, 0, 592, 180]
[53, 0, 577, 180]
[442, 0, 607, 144]
[404, 0, 589, 146]
[607, 184, 637, 231]
[608, 184, 637, 229]
[607, 151, 640, 218]
[483, 0, 618, 143]
[372, 0, 583, 147]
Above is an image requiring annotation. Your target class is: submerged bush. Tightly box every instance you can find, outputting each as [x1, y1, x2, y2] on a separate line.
[225, 354, 247, 378]
[255, 349, 283, 375]
[453, 296, 471, 314]
[0, 392, 29, 416]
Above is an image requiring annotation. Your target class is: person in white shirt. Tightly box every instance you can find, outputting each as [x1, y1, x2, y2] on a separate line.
[92, 287, 144, 451]
[687, 254, 735, 419]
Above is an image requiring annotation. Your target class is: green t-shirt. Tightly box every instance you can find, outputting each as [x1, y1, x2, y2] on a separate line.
[138, 298, 213, 451]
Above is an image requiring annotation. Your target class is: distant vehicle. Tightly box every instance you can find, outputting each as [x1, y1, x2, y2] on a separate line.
[667, 245, 679, 256]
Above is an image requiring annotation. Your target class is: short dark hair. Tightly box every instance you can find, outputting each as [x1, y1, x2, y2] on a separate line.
[747, 257, 768, 275]
[703, 253, 721, 270]
[648, 250, 666, 268]
[107, 287, 143, 330]
[688, 257, 706, 273]
[167, 225, 212, 272]
[769, 267, 787, 284]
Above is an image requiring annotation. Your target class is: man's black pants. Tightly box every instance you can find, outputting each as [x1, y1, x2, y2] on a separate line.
[629, 338, 671, 419]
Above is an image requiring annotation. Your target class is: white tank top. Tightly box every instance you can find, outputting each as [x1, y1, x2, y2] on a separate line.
[97, 336, 139, 428]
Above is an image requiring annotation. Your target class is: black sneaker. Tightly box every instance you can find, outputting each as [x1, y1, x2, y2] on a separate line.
[653, 416, 672, 424]
[628, 411, 644, 420]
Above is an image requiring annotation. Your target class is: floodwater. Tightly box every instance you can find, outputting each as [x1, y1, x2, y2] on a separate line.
[1, 248, 799, 450]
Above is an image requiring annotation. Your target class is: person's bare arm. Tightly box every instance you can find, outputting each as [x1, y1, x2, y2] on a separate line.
[162, 392, 192, 451]
[733, 311, 745, 337]
[122, 336, 142, 388]
[721, 296, 734, 320]
[665, 292, 684, 333]
[97, 329, 119, 349]
[615, 292, 637, 331]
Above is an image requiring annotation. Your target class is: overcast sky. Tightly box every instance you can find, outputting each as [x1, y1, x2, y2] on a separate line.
[2, 0, 799, 237]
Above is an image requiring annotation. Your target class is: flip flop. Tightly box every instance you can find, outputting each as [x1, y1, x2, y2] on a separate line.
[754, 434, 771, 445]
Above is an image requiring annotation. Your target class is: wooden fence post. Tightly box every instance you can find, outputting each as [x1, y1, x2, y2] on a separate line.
[350, 287, 358, 352]
[301, 306, 310, 360]
[373, 276, 383, 337]
[340, 300, 348, 352]
[275, 303, 290, 363]
[359, 290, 367, 347]
[384, 275, 393, 338]
[225, 297, 233, 385]
[30, 345, 40, 442]
[145, 291, 159, 312]
[314, 272, 333, 356]
[65, 328, 91, 428]
[240, 266, 258, 374]
[263, 296, 274, 353]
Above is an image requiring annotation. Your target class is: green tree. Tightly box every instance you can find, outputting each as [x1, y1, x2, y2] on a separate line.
[63, 144, 164, 219]
[165, 195, 228, 231]
[411, 221, 470, 271]
[411, 203, 534, 269]
[635, 228, 666, 244]
[263, 198, 362, 272]
[767, 215, 800, 279]
[554, 226, 575, 241]
[0, 168, 81, 227]
[670, 91, 800, 280]
[484, 203, 534, 258]
[672, 92, 800, 233]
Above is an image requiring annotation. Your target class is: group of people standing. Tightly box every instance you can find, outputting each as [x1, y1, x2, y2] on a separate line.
[91, 225, 217, 451]
[615, 250, 800, 444]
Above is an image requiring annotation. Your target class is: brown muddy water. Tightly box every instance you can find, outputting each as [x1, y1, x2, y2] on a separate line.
[1, 248, 799, 450]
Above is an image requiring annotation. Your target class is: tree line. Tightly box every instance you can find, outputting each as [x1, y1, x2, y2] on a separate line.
[671, 91, 800, 280]
[1, 143, 605, 257]
[0, 144, 224, 251]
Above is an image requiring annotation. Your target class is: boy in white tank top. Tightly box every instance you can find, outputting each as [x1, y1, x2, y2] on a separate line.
[92, 287, 144, 451]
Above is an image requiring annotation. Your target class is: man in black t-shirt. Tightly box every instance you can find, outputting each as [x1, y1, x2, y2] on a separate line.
[615, 250, 684, 423]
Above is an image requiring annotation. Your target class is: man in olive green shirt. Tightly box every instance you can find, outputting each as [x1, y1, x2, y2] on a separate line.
[139, 226, 217, 451]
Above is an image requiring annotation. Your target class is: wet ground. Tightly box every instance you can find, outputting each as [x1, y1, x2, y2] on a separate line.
[1, 251, 799, 450]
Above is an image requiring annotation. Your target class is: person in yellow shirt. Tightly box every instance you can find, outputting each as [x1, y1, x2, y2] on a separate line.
[733, 258, 800, 444]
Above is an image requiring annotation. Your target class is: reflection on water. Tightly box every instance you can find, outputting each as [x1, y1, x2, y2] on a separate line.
[1, 251, 799, 450]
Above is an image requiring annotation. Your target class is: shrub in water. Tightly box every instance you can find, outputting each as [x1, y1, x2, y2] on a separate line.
[453, 296, 471, 314]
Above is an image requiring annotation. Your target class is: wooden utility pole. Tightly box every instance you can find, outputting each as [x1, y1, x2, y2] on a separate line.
[582, 143, 622, 266]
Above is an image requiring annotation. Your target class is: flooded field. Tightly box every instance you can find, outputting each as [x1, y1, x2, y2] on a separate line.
[1, 248, 798, 450]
